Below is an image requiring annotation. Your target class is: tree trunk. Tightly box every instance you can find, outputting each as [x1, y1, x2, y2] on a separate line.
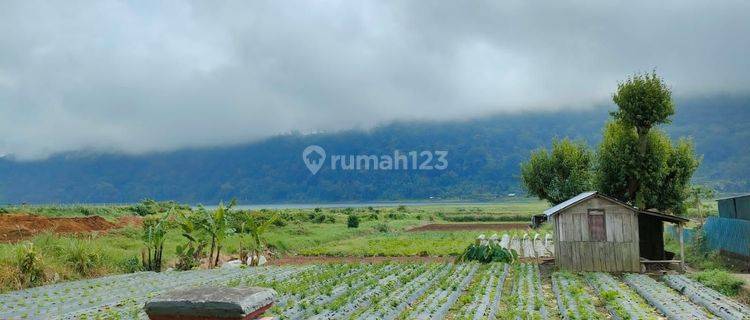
[208, 236, 216, 268]
[633, 129, 649, 208]
[156, 244, 163, 272]
[214, 245, 221, 267]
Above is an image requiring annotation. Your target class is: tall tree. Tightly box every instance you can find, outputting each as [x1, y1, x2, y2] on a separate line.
[596, 121, 699, 214]
[522, 72, 700, 214]
[610, 71, 675, 207]
[520, 138, 594, 205]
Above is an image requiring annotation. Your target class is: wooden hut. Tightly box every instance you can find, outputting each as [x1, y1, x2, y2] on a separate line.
[546, 191, 689, 272]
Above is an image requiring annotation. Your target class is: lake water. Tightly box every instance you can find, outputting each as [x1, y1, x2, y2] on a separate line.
[200, 200, 524, 210]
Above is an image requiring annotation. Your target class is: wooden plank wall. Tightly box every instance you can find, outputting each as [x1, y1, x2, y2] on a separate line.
[553, 196, 641, 272]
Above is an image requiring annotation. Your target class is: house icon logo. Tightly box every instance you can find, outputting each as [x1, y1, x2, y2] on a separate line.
[302, 145, 326, 175]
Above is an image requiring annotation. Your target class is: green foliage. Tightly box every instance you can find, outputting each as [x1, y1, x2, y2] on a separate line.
[174, 242, 202, 271]
[689, 269, 744, 296]
[612, 71, 674, 133]
[374, 223, 390, 233]
[456, 242, 517, 263]
[14, 242, 45, 287]
[194, 200, 236, 268]
[62, 238, 101, 276]
[173, 212, 205, 271]
[141, 213, 170, 272]
[521, 138, 594, 204]
[239, 210, 278, 266]
[346, 214, 360, 228]
[597, 121, 699, 213]
[118, 256, 143, 273]
[523, 72, 700, 214]
[131, 199, 190, 217]
[686, 185, 716, 219]
[601, 72, 698, 210]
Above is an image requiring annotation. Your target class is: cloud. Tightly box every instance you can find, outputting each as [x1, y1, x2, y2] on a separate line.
[0, 0, 748, 159]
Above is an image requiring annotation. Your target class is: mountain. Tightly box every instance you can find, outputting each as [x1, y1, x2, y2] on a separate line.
[1, 95, 748, 204]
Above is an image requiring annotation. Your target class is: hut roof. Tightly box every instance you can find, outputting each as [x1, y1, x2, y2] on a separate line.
[543, 191, 689, 224]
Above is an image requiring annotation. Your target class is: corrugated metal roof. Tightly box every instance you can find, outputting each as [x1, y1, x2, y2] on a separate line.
[716, 193, 750, 201]
[543, 191, 690, 224]
[543, 191, 596, 217]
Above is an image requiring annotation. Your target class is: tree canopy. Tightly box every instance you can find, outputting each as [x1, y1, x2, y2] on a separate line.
[521, 72, 700, 214]
[520, 139, 593, 205]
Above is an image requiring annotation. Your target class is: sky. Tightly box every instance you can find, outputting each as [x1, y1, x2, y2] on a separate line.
[0, 1, 748, 160]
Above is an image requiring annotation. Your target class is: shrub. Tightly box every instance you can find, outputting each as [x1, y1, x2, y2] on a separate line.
[62, 238, 101, 277]
[119, 256, 143, 273]
[456, 242, 517, 263]
[347, 215, 360, 228]
[272, 217, 288, 227]
[690, 269, 744, 296]
[374, 223, 390, 233]
[14, 242, 45, 287]
[386, 212, 406, 220]
[174, 243, 203, 271]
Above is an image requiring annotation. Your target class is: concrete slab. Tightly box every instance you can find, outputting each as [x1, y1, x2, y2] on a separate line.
[144, 286, 277, 320]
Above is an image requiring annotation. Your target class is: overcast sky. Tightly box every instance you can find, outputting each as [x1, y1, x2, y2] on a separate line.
[1, 1, 748, 160]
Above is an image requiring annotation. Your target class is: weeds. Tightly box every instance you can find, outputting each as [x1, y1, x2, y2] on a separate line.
[14, 242, 45, 287]
[689, 269, 744, 296]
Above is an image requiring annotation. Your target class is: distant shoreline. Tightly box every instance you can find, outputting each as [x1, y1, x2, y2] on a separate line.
[2, 198, 537, 210]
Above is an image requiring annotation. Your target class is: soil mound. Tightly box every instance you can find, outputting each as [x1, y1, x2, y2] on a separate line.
[408, 223, 529, 232]
[0, 214, 119, 242]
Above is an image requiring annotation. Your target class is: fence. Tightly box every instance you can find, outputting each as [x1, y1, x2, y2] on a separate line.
[667, 216, 750, 258]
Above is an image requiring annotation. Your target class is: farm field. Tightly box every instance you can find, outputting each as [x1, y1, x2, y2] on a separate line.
[0, 200, 546, 292]
[1, 261, 748, 319]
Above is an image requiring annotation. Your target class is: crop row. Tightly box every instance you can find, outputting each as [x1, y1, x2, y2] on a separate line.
[584, 272, 658, 320]
[405, 263, 478, 319]
[551, 272, 602, 320]
[624, 273, 714, 319]
[450, 263, 509, 320]
[662, 274, 750, 320]
[2, 262, 749, 320]
[0, 265, 308, 319]
[504, 263, 549, 319]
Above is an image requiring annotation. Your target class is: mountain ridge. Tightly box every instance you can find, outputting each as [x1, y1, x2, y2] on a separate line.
[1, 95, 748, 204]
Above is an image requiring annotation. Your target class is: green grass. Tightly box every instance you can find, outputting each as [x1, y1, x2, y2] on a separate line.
[0, 201, 544, 292]
[689, 269, 745, 296]
[299, 228, 530, 257]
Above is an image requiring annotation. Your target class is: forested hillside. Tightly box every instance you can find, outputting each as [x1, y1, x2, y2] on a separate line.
[0, 95, 747, 204]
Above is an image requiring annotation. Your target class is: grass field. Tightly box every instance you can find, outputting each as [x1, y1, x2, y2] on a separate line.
[0, 200, 545, 292]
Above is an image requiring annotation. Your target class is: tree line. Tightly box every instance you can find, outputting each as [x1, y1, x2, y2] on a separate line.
[521, 72, 700, 215]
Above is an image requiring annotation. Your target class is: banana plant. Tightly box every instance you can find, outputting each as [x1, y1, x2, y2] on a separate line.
[141, 210, 171, 272]
[196, 200, 236, 268]
[240, 211, 278, 266]
[174, 211, 206, 270]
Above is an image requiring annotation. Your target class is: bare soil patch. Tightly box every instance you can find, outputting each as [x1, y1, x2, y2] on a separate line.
[268, 255, 452, 265]
[0, 214, 140, 242]
[407, 223, 529, 232]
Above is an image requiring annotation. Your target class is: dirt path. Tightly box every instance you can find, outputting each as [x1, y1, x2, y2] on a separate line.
[0, 214, 142, 242]
[408, 223, 529, 232]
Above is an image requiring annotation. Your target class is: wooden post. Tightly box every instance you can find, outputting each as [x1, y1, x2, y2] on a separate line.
[677, 223, 685, 273]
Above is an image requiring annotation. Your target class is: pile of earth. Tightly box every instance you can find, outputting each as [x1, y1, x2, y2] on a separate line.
[0, 214, 139, 242]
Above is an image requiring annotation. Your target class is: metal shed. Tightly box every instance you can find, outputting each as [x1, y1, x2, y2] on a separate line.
[717, 193, 750, 221]
[546, 191, 689, 272]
